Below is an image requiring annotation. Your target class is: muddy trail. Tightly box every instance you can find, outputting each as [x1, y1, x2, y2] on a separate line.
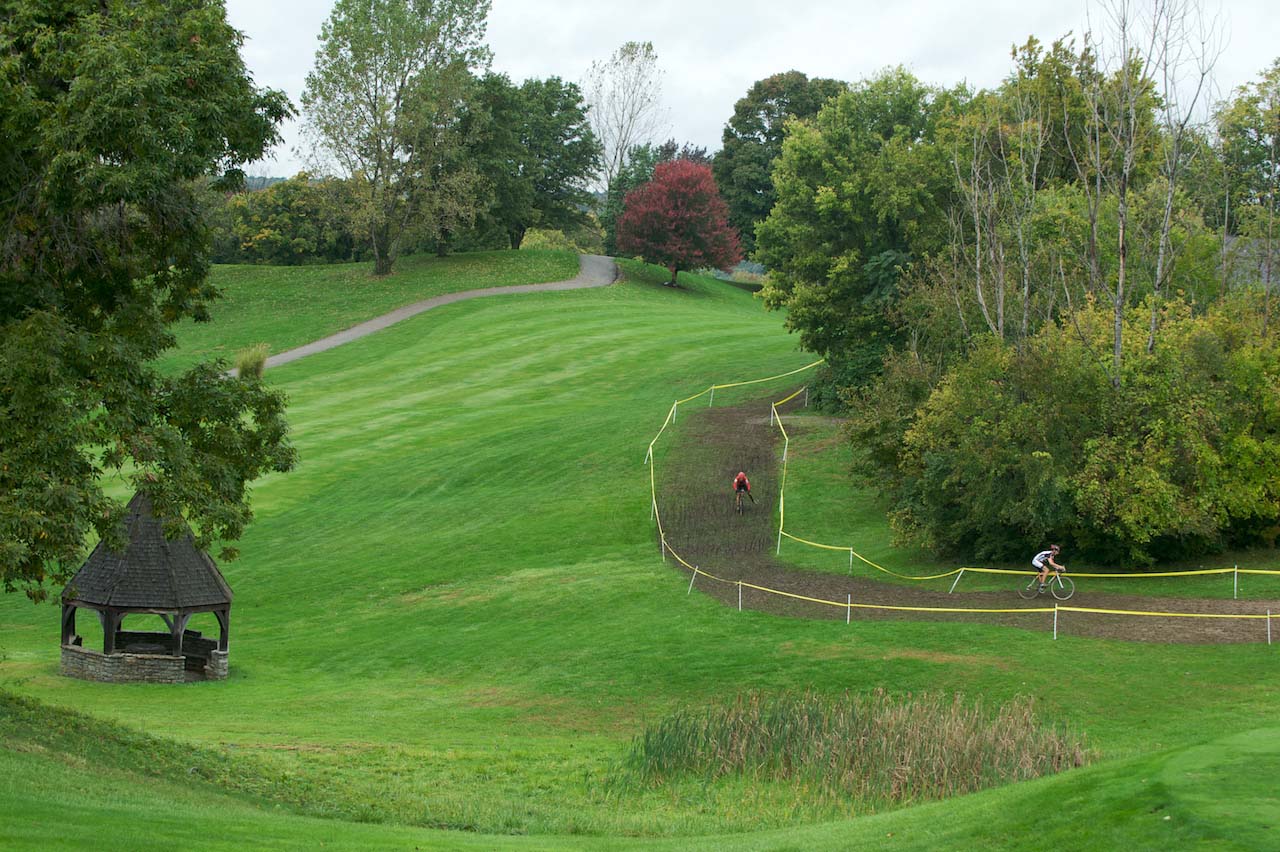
[654, 396, 1279, 644]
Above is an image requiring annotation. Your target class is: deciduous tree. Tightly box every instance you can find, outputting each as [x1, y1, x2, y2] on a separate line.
[302, 0, 491, 275]
[1, 0, 297, 601]
[713, 71, 845, 252]
[583, 41, 667, 192]
[615, 160, 741, 285]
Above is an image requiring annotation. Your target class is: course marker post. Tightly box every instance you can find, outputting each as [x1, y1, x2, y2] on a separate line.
[651, 497, 656, 522]
[1268, 610, 1272, 646]
[776, 526, 782, 555]
[1053, 604, 1059, 640]
[673, 400, 678, 423]
[1234, 564, 1239, 600]
[846, 594, 851, 624]
[949, 569, 966, 595]
[709, 386, 715, 407]
[738, 582, 742, 611]
[660, 537, 667, 562]
[849, 548, 854, 574]
[688, 566, 698, 595]
[804, 387, 809, 408]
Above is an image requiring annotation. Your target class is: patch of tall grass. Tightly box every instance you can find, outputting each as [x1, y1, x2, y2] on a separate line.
[234, 342, 269, 379]
[612, 689, 1088, 808]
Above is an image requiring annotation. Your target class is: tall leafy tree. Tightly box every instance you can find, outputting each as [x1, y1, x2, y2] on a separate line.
[0, 0, 297, 601]
[302, 0, 491, 275]
[756, 67, 959, 386]
[615, 160, 741, 285]
[464, 73, 600, 249]
[713, 71, 845, 252]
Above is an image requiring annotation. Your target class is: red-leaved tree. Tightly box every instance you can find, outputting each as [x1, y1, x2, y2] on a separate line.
[616, 160, 741, 285]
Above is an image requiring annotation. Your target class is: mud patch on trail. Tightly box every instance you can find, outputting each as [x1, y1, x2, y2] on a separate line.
[654, 395, 1279, 644]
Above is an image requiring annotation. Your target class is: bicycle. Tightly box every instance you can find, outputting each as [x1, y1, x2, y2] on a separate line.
[734, 487, 754, 514]
[1017, 568, 1074, 600]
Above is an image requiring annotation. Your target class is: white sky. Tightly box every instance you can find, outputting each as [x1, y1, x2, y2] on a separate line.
[226, 0, 1280, 177]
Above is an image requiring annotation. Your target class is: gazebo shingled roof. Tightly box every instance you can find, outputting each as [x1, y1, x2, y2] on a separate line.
[64, 492, 232, 610]
[60, 491, 232, 665]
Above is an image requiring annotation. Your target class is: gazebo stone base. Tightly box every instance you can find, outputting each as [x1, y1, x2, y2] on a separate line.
[206, 649, 229, 680]
[61, 644, 186, 683]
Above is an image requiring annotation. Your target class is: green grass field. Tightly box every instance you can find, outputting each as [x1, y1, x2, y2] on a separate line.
[2, 252, 1278, 848]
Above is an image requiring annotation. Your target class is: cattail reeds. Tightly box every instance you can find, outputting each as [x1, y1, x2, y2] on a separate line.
[611, 689, 1088, 808]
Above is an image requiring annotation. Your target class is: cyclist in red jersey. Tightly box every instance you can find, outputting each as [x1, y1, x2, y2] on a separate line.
[732, 471, 750, 495]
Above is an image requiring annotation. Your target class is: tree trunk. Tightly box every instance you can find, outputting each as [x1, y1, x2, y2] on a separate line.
[372, 222, 394, 276]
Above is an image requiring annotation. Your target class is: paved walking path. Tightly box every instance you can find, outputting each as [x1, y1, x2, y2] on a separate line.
[263, 253, 618, 370]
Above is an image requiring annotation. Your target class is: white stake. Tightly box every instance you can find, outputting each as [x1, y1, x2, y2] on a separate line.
[709, 387, 715, 406]
[738, 582, 742, 611]
[770, 405, 776, 426]
[846, 594, 851, 624]
[782, 437, 788, 463]
[687, 566, 698, 595]
[672, 400, 678, 423]
[849, 548, 854, 574]
[660, 537, 667, 562]
[1268, 610, 1272, 646]
[1234, 564, 1238, 600]
[949, 569, 966, 595]
[776, 527, 782, 555]
[1053, 604, 1059, 640]
[804, 387, 810, 408]
[644, 446, 652, 464]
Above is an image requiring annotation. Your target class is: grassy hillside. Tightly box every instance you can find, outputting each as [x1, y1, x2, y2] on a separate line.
[2, 255, 1278, 847]
[157, 249, 580, 373]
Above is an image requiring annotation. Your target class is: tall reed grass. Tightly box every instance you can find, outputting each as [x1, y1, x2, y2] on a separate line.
[612, 689, 1088, 807]
[235, 342, 270, 380]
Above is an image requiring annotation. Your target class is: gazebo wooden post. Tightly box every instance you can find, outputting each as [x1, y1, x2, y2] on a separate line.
[60, 604, 76, 645]
[215, 608, 230, 652]
[171, 612, 192, 655]
[101, 609, 120, 654]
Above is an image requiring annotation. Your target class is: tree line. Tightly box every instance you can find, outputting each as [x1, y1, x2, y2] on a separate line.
[742, 4, 1280, 565]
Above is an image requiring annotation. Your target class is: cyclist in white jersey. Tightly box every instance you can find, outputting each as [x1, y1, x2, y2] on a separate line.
[1032, 544, 1064, 589]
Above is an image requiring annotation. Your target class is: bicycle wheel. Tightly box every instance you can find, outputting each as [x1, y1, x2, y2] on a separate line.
[1017, 578, 1040, 600]
[1051, 575, 1075, 600]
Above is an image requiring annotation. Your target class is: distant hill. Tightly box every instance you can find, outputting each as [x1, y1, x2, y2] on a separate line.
[243, 175, 287, 192]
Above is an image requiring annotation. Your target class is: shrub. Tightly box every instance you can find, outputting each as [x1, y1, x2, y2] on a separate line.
[520, 229, 578, 252]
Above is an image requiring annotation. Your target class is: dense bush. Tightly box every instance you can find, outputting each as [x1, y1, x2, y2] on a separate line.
[852, 295, 1280, 564]
[211, 174, 365, 265]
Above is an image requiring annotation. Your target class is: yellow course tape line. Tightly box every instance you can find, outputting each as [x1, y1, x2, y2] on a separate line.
[713, 359, 825, 391]
[1238, 569, 1280, 576]
[736, 581, 1053, 613]
[779, 532, 962, 580]
[774, 386, 807, 406]
[1059, 606, 1272, 620]
[675, 387, 712, 406]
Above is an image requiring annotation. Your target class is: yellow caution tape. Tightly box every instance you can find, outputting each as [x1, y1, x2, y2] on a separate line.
[713, 360, 824, 391]
[774, 386, 807, 407]
[1059, 605, 1272, 620]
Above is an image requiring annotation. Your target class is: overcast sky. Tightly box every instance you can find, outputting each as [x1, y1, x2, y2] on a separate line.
[225, 0, 1280, 178]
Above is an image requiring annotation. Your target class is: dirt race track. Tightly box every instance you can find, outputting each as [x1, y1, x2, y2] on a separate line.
[653, 396, 1280, 644]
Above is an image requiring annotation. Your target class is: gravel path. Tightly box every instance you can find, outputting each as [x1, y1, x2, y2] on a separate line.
[262, 253, 618, 370]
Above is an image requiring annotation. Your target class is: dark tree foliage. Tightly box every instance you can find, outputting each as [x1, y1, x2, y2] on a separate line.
[0, 0, 298, 601]
[462, 73, 601, 249]
[713, 71, 845, 253]
[616, 160, 741, 285]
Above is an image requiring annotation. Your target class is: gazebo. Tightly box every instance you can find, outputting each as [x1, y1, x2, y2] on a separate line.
[60, 492, 232, 683]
